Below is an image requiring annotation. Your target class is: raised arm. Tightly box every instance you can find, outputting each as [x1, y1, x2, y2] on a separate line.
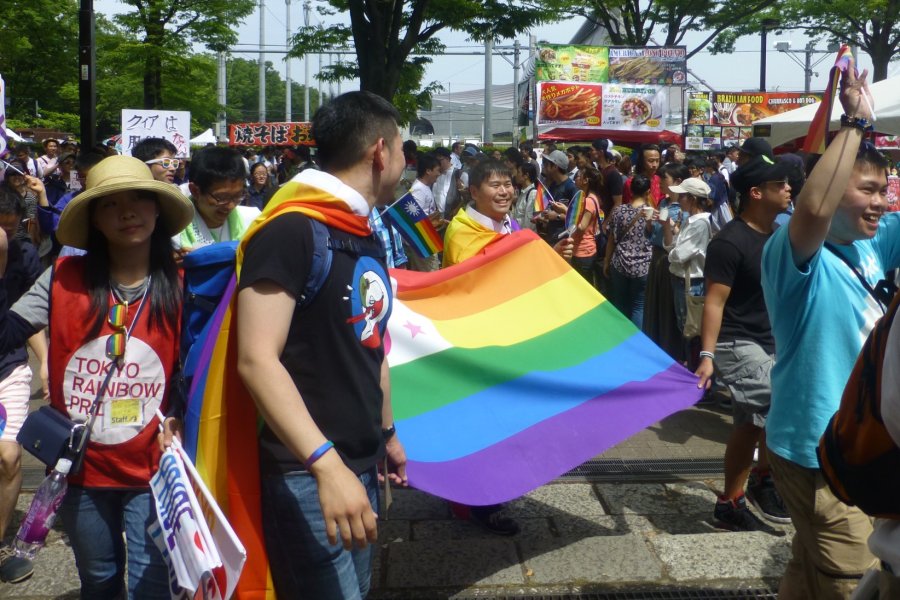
[788, 59, 872, 266]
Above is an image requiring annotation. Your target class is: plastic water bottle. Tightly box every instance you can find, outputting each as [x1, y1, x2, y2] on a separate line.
[14, 458, 71, 559]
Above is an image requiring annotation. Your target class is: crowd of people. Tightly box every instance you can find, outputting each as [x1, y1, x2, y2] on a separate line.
[0, 58, 897, 599]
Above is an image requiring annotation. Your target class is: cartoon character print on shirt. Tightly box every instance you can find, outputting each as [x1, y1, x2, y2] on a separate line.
[344, 256, 393, 349]
[62, 336, 166, 445]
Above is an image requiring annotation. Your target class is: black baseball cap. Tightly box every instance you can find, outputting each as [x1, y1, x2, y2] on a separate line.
[739, 137, 774, 160]
[731, 154, 792, 195]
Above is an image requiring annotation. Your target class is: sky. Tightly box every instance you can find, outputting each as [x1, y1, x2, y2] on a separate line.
[94, 1, 893, 104]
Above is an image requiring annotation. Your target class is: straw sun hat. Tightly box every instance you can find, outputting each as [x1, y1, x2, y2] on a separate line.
[56, 155, 194, 250]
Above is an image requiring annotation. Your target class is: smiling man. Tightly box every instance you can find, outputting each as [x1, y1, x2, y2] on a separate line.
[174, 146, 260, 252]
[761, 62, 900, 598]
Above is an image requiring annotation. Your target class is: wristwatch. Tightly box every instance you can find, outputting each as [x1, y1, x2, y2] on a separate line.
[382, 424, 396, 441]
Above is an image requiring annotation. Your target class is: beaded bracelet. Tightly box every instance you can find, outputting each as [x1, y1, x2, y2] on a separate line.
[304, 440, 335, 470]
[840, 114, 874, 132]
[699, 351, 715, 361]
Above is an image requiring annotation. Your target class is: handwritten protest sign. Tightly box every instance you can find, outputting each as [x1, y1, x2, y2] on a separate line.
[121, 110, 191, 158]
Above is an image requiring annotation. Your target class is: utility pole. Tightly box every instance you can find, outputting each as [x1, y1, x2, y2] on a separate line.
[318, 53, 323, 104]
[78, 0, 96, 147]
[303, 1, 311, 120]
[511, 39, 521, 149]
[530, 34, 537, 144]
[285, 0, 291, 122]
[804, 42, 813, 93]
[484, 38, 493, 145]
[217, 51, 227, 141]
[258, 0, 266, 122]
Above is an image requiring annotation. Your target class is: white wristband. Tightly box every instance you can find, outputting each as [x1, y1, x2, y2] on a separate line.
[699, 351, 715, 361]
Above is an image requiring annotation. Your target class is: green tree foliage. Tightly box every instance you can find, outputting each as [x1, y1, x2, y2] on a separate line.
[771, 0, 899, 81]
[539, 0, 778, 59]
[0, 0, 80, 118]
[288, 0, 557, 122]
[114, 0, 256, 108]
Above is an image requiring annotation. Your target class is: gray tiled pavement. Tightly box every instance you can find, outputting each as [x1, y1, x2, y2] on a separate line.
[3, 396, 795, 598]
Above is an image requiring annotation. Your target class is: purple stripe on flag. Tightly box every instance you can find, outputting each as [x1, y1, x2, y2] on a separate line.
[404, 363, 702, 505]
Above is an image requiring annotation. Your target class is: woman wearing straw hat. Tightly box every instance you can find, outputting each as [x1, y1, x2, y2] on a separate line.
[0, 155, 193, 598]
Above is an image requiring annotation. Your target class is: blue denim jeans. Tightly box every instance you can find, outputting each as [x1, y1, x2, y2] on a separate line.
[261, 467, 379, 599]
[609, 266, 648, 329]
[59, 487, 170, 600]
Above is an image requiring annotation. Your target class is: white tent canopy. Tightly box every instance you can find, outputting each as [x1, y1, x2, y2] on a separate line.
[754, 76, 900, 147]
[190, 128, 216, 145]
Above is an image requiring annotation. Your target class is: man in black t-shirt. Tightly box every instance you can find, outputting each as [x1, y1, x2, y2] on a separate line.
[591, 139, 624, 218]
[236, 91, 408, 598]
[537, 150, 577, 242]
[695, 157, 792, 532]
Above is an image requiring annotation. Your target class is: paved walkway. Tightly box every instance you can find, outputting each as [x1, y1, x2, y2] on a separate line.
[3, 399, 794, 599]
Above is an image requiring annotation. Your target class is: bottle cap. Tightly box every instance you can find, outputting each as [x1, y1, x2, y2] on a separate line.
[54, 458, 72, 475]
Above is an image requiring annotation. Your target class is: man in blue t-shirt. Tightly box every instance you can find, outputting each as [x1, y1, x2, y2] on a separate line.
[761, 62, 900, 598]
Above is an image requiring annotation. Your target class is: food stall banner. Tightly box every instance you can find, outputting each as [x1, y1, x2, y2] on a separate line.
[609, 47, 687, 85]
[684, 91, 821, 149]
[535, 45, 609, 83]
[228, 122, 315, 146]
[536, 81, 667, 132]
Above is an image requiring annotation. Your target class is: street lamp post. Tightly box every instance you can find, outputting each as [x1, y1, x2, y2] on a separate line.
[759, 18, 780, 92]
[774, 41, 839, 93]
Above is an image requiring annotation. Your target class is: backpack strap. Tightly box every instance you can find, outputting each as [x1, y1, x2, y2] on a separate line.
[298, 219, 387, 309]
[824, 242, 899, 312]
[299, 219, 334, 309]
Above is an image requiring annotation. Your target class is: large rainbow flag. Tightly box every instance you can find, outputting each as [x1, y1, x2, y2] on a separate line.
[184, 213, 703, 594]
[387, 230, 703, 504]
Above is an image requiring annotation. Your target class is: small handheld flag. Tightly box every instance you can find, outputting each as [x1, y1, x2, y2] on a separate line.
[803, 45, 857, 154]
[534, 180, 553, 213]
[565, 190, 586, 233]
[382, 192, 444, 258]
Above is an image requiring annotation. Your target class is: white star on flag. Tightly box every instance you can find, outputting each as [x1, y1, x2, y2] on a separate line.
[405, 200, 421, 216]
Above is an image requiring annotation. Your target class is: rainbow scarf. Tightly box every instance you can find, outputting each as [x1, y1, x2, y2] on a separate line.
[803, 45, 854, 154]
[442, 208, 505, 267]
[388, 230, 703, 504]
[185, 179, 372, 600]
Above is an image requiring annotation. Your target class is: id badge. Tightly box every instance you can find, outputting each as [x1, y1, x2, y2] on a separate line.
[106, 398, 144, 428]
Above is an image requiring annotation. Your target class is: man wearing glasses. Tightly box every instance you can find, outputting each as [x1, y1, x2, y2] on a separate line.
[131, 138, 180, 185]
[174, 146, 260, 252]
[695, 156, 792, 532]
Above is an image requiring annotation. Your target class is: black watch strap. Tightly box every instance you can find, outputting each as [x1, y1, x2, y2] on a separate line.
[382, 424, 396, 441]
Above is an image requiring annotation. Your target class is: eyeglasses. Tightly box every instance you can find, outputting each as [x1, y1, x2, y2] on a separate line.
[206, 188, 247, 206]
[763, 179, 790, 188]
[145, 158, 181, 170]
[106, 302, 128, 361]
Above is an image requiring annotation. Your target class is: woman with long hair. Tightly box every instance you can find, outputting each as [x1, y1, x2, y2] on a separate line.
[0, 155, 193, 598]
[246, 161, 276, 210]
[572, 166, 604, 286]
[643, 162, 690, 361]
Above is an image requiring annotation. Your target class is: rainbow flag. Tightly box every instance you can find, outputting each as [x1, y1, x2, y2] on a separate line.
[381, 192, 444, 257]
[803, 45, 854, 154]
[564, 190, 585, 234]
[387, 230, 703, 505]
[534, 180, 553, 213]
